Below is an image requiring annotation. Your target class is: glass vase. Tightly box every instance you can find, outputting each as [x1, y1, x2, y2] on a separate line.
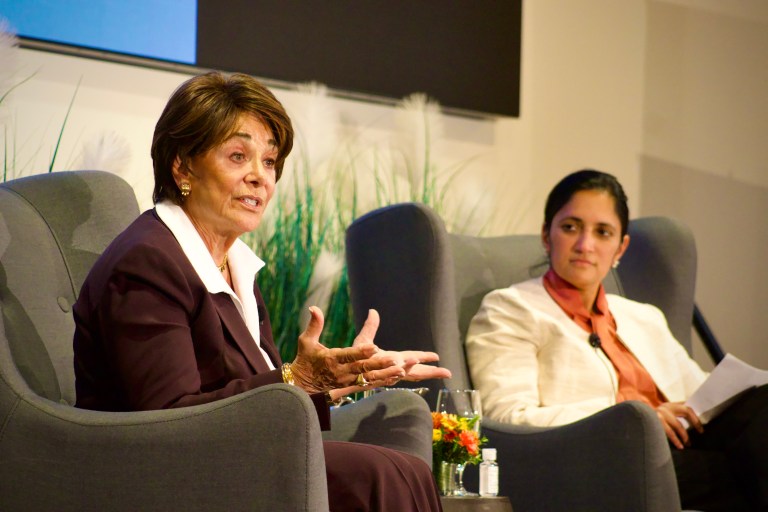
[434, 461, 457, 496]
[434, 461, 471, 496]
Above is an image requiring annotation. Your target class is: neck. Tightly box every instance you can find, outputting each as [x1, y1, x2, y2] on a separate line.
[182, 206, 235, 268]
[578, 286, 599, 312]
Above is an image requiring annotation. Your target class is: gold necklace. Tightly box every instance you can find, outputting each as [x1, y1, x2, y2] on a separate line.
[217, 253, 228, 273]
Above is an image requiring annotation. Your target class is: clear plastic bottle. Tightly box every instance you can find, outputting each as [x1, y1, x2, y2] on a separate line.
[479, 448, 499, 497]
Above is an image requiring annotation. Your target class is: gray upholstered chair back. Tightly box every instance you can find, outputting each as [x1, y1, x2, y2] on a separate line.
[0, 170, 139, 405]
[347, 202, 697, 400]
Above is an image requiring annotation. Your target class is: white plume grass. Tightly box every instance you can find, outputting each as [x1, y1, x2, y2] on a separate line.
[393, 92, 444, 190]
[299, 250, 345, 331]
[291, 82, 340, 171]
[80, 130, 132, 176]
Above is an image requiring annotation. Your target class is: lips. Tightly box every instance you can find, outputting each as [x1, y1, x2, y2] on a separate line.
[239, 196, 262, 208]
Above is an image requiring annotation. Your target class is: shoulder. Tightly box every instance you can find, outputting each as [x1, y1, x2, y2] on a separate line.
[470, 277, 556, 333]
[97, 210, 182, 268]
[80, 210, 198, 301]
[605, 294, 667, 323]
[481, 277, 553, 312]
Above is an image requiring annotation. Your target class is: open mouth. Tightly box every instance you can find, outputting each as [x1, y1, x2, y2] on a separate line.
[240, 196, 262, 208]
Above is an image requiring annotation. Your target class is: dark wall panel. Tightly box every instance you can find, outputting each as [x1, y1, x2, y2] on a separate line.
[196, 1, 521, 117]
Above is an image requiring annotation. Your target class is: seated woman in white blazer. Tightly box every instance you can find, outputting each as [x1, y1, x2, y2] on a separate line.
[466, 169, 767, 512]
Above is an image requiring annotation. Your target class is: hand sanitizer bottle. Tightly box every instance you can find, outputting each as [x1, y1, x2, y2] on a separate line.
[479, 448, 499, 497]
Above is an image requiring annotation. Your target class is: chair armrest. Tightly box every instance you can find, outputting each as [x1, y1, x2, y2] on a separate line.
[0, 383, 328, 512]
[481, 401, 681, 512]
[324, 390, 433, 467]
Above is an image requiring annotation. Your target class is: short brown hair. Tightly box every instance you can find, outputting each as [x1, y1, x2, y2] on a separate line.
[151, 72, 294, 204]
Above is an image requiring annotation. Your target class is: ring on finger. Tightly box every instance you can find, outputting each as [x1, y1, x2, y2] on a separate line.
[355, 373, 369, 387]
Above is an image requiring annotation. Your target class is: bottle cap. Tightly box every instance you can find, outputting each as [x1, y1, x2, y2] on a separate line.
[482, 448, 497, 460]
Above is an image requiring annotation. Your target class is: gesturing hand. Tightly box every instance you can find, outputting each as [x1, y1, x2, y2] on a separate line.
[290, 307, 406, 393]
[656, 401, 704, 450]
[351, 311, 452, 382]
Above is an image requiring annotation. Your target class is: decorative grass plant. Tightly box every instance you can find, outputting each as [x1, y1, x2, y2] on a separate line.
[242, 91, 488, 361]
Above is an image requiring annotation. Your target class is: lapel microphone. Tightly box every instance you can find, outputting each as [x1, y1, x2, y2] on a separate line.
[588, 333, 602, 348]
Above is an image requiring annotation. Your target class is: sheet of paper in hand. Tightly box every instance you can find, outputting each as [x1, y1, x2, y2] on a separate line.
[685, 353, 768, 425]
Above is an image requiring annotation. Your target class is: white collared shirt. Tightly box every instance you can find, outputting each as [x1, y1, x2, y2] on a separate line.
[155, 200, 275, 370]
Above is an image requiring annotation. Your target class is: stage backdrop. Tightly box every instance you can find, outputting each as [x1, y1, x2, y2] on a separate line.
[1, 0, 521, 117]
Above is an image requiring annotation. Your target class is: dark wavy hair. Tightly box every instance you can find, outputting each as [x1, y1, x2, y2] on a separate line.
[543, 169, 629, 237]
[151, 72, 294, 205]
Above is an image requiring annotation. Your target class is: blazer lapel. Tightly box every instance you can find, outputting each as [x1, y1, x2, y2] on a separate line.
[260, 332, 282, 369]
[211, 293, 272, 374]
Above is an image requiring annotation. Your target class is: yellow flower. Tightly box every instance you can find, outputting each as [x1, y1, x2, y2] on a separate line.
[432, 429, 442, 442]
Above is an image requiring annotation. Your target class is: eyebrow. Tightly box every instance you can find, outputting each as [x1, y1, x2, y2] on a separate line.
[560, 216, 617, 229]
[230, 131, 277, 149]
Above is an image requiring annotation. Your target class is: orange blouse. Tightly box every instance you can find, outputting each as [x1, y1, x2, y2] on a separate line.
[543, 269, 666, 408]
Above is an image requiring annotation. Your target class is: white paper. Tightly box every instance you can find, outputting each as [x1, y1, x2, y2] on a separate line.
[683, 353, 768, 426]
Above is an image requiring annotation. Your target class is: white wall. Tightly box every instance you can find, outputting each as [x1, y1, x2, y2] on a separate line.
[2, 0, 765, 367]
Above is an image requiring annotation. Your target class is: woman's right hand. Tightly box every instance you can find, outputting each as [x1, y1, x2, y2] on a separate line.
[655, 401, 704, 449]
[289, 306, 406, 393]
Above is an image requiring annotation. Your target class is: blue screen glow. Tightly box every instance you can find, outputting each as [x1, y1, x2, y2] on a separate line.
[0, 0, 197, 64]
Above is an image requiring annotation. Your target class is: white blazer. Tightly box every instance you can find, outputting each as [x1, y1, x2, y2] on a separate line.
[466, 277, 708, 426]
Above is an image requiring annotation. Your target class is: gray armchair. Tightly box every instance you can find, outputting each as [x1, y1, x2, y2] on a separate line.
[0, 171, 431, 512]
[345, 202, 706, 512]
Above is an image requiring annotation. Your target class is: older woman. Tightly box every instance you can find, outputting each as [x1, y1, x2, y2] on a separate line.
[73, 72, 449, 511]
[466, 170, 767, 512]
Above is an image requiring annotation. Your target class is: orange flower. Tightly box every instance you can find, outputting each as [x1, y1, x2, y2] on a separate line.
[459, 430, 480, 456]
[431, 412, 442, 429]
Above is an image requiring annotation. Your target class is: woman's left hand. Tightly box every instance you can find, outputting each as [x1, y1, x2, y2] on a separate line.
[353, 310, 452, 382]
[655, 401, 704, 449]
[327, 310, 452, 401]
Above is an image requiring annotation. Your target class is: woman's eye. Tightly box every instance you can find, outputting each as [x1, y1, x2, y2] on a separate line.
[264, 158, 276, 168]
[597, 228, 613, 238]
[230, 152, 245, 162]
[561, 223, 576, 232]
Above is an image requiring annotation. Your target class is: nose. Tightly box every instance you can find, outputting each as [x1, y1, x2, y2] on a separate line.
[247, 159, 267, 184]
[574, 232, 595, 252]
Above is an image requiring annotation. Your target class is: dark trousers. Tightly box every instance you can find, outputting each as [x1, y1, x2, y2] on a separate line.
[324, 440, 444, 512]
[673, 384, 768, 512]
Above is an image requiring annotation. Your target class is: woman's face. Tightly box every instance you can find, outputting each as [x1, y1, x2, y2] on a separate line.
[172, 113, 277, 245]
[542, 189, 629, 301]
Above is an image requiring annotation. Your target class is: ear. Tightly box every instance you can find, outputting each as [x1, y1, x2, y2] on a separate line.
[614, 234, 630, 263]
[171, 156, 190, 188]
[541, 224, 550, 256]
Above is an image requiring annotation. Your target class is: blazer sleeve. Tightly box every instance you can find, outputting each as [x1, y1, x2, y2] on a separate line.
[253, 283, 331, 429]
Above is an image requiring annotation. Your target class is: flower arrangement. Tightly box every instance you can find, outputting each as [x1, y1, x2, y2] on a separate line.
[431, 411, 487, 466]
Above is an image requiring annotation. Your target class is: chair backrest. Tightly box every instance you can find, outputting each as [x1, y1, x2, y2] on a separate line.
[346, 202, 697, 402]
[0, 171, 139, 405]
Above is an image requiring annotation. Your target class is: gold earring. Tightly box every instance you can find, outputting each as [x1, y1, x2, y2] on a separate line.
[612, 260, 620, 269]
[180, 182, 191, 198]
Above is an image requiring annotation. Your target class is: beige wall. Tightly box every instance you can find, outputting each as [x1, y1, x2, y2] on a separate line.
[641, 0, 768, 368]
[2, 0, 765, 367]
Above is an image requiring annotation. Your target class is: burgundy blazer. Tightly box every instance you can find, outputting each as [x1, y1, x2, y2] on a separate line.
[73, 209, 329, 427]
